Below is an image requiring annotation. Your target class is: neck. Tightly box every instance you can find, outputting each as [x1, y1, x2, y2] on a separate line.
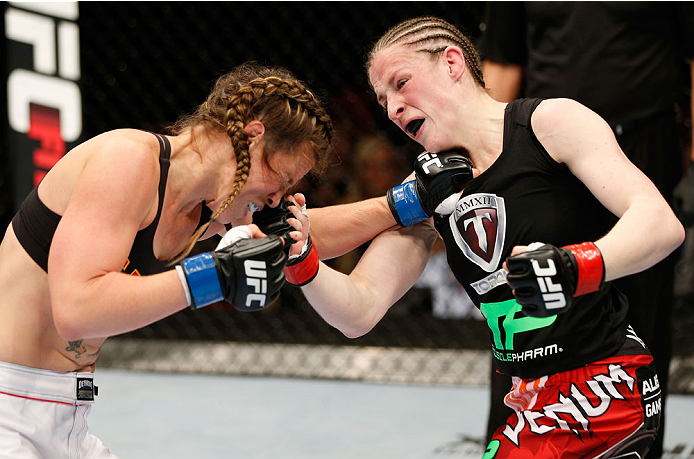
[166, 128, 236, 217]
[456, 88, 507, 173]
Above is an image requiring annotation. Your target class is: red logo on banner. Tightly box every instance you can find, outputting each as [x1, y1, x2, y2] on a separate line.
[27, 103, 65, 186]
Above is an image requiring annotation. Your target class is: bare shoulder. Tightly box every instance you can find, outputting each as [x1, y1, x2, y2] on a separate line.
[530, 98, 602, 132]
[530, 98, 615, 164]
[85, 129, 160, 161]
[77, 129, 161, 182]
[40, 129, 163, 214]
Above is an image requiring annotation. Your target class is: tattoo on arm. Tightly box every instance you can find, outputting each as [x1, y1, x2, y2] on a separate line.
[65, 340, 87, 358]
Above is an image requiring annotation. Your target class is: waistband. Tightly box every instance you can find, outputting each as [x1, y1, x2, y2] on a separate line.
[0, 360, 97, 406]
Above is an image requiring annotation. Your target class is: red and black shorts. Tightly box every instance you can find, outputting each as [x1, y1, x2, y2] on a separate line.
[485, 337, 661, 458]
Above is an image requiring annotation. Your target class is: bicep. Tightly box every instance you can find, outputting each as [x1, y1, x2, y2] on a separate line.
[301, 220, 437, 337]
[48, 148, 158, 295]
[351, 221, 438, 308]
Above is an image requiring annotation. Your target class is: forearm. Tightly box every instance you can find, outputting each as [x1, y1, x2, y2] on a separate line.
[596, 198, 684, 282]
[307, 196, 397, 260]
[51, 269, 188, 340]
[302, 222, 437, 338]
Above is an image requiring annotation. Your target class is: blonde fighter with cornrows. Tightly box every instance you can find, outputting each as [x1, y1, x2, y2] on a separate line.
[270, 17, 685, 458]
[0, 62, 332, 458]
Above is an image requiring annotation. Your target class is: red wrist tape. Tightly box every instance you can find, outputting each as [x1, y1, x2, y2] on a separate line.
[564, 242, 604, 297]
[285, 239, 319, 286]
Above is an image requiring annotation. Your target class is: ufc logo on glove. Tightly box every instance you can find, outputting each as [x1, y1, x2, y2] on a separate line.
[530, 258, 567, 310]
[416, 152, 443, 174]
[244, 260, 268, 308]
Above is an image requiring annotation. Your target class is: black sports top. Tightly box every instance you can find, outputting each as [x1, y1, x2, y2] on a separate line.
[434, 98, 629, 379]
[12, 132, 179, 276]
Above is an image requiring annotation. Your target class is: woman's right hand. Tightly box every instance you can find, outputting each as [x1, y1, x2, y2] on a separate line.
[284, 193, 310, 258]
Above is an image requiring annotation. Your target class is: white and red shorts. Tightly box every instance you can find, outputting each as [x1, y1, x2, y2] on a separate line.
[0, 360, 118, 458]
[485, 346, 661, 458]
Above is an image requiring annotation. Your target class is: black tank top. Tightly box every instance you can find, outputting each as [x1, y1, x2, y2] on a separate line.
[12, 132, 175, 276]
[434, 98, 629, 379]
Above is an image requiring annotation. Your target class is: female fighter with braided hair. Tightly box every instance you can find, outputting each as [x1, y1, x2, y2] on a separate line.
[0, 62, 332, 458]
[271, 16, 684, 458]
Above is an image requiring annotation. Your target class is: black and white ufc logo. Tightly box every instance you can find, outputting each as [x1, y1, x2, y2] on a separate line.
[530, 258, 566, 310]
[416, 152, 442, 175]
[244, 260, 267, 308]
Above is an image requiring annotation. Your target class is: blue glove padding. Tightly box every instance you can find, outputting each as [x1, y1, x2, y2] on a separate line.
[180, 253, 224, 307]
[387, 181, 429, 226]
[179, 236, 287, 311]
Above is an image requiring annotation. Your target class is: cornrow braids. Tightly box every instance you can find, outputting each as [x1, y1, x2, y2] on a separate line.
[367, 16, 485, 88]
[168, 63, 333, 264]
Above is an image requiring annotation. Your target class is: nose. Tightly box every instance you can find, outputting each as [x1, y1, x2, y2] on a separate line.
[387, 95, 405, 121]
[266, 189, 286, 208]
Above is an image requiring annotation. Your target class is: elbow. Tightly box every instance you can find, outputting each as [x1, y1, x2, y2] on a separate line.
[671, 218, 686, 252]
[336, 295, 384, 339]
[341, 326, 371, 340]
[53, 305, 85, 341]
[334, 313, 379, 339]
[51, 294, 90, 341]
[330, 315, 375, 339]
[676, 217, 686, 244]
[54, 315, 83, 341]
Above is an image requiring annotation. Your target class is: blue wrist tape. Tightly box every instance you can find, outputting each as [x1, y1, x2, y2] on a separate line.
[180, 252, 224, 309]
[391, 181, 428, 226]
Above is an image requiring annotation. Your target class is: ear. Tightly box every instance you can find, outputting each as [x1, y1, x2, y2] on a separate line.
[244, 120, 266, 144]
[442, 46, 466, 81]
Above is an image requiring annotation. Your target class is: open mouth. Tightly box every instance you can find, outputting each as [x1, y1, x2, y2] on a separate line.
[247, 202, 260, 214]
[405, 119, 424, 137]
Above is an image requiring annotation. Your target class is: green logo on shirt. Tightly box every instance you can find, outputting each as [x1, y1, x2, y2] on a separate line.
[481, 299, 556, 351]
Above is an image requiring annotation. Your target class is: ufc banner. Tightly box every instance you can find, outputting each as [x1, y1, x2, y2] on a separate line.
[4, 2, 82, 209]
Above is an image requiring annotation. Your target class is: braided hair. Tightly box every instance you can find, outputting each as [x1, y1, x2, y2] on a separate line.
[168, 62, 333, 263]
[366, 16, 485, 88]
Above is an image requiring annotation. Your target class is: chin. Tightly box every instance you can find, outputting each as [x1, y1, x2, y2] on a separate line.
[417, 137, 438, 153]
[233, 215, 253, 227]
[423, 140, 455, 154]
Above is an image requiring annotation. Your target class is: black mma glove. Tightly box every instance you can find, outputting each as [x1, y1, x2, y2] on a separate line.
[176, 235, 287, 311]
[253, 201, 319, 286]
[252, 201, 296, 243]
[387, 150, 473, 226]
[505, 242, 604, 317]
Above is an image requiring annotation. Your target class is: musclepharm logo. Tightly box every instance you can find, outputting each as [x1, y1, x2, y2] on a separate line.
[244, 260, 267, 308]
[530, 258, 566, 310]
[450, 193, 506, 273]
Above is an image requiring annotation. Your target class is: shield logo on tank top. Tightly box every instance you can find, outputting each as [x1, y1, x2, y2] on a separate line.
[449, 193, 506, 272]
